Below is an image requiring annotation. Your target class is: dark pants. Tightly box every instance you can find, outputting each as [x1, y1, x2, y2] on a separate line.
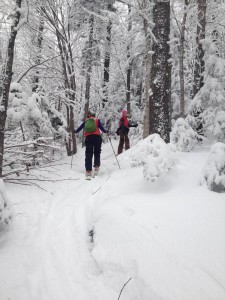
[118, 131, 130, 155]
[85, 135, 102, 171]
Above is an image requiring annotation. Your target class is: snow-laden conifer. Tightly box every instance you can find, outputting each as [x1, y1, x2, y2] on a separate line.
[130, 134, 177, 182]
[189, 39, 225, 142]
[170, 117, 199, 152]
[201, 142, 225, 192]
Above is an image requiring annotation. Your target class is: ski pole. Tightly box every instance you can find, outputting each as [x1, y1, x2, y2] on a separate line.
[107, 133, 121, 169]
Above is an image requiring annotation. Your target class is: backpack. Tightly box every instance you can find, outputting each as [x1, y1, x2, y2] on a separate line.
[84, 118, 97, 133]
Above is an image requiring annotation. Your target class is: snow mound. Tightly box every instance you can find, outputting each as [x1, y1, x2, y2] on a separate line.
[201, 142, 225, 192]
[0, 179, 13, 228]
[213, 110, 225, 142]
[171, 118, 199, 151]
[129, 134, 177, 182]
[10, 82, 23, 93]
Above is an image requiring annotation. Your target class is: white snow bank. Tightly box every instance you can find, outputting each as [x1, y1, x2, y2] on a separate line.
[171, 117, 200, 151]
[0, 141, 225, 300]
[120, 134, 177, 182]
[201, 142, 225, 192]
[10, 82, 23, 93]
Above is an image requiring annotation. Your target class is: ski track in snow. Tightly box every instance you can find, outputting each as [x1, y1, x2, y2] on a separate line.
[25, 153, 115, 300]
[0, 147, 116, 300]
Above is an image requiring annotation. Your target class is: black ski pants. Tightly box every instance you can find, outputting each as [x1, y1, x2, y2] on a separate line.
[85, 135, 102, 171]
[118, 131, 130, 155]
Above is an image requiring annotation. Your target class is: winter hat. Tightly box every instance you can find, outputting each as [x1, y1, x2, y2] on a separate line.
[122, 109, 127, 116]
[87, 111, 95, 118]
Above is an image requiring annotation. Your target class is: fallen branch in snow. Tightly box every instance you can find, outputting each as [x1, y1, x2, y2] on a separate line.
[4, 177, 79, 183]
[4, 176, 79, 195]
[4, 141, 59, 149]
[118, 277, 132, 300]
[5, 180, 55, 194]
[3, 167, 26, 177]
[2, 161, 77, 178]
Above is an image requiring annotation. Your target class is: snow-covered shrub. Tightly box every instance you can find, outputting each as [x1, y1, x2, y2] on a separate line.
[7, 82, 28, 127]
[3, 83, 66, 175]
[0, 179, 13, 228]
[130, 134, 177, 182]
[170, 118, 199, 151]
[201, 142, 225, 192]
[27, 93, 55, 137]
[189, 39, 225, 142]
[185, 114, 197, 131]
[214, 110, 225, 142]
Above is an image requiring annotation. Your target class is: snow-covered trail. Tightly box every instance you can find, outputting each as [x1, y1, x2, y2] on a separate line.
[1, 140, 225, 300]
[27, 182, 95, 300]
[27, 153, 117, 300]
[0, 143, 117, 300]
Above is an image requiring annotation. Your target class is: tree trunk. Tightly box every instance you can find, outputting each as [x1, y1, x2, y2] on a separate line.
[84, 15, 94, 119]
[126, 4, 132, 115]
[0, 0, 22, 177]
[66, 23, 77, 155]
[102, 4, 112, 109]
[179, 0, 189, 118]
[143, 15, 152, 139]
[193, 0, 207, 97]
[32, 15, 44, 92]
[52, 10, 77, 155]
[192, 0, 207, 135]
[149, 0, 171, 143]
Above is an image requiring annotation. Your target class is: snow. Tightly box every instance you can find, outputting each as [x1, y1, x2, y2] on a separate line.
[0, 138, 225, 300]
[0, 179, 13, 227]
[201, 142, 225, 192]
[125, 134, 177, 182]
[171, 118, 200, 151]
[188, 39, 225, 143]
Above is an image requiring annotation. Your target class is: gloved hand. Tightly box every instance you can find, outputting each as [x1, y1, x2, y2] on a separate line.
[134, 124, 138, 127]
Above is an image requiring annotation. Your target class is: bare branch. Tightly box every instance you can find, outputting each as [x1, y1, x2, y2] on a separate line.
[118, 277, 132, 300]
[16, 55, 60, 83]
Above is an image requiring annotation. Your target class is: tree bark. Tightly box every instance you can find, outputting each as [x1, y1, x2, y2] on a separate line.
[49, 7, 77, 155]
[0, 0, 22, 177]
[192, 0, 207, 97]
[102, 4, 112, 109]
[149, 0, 171, 143]
[32, 15, 44, 92]
[179, 0, 189, 118]
[143, 13, 152, 139]
[67, 24, 77, 155]
[84, 15, 94, 119]
[126, 4, 132, 115]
